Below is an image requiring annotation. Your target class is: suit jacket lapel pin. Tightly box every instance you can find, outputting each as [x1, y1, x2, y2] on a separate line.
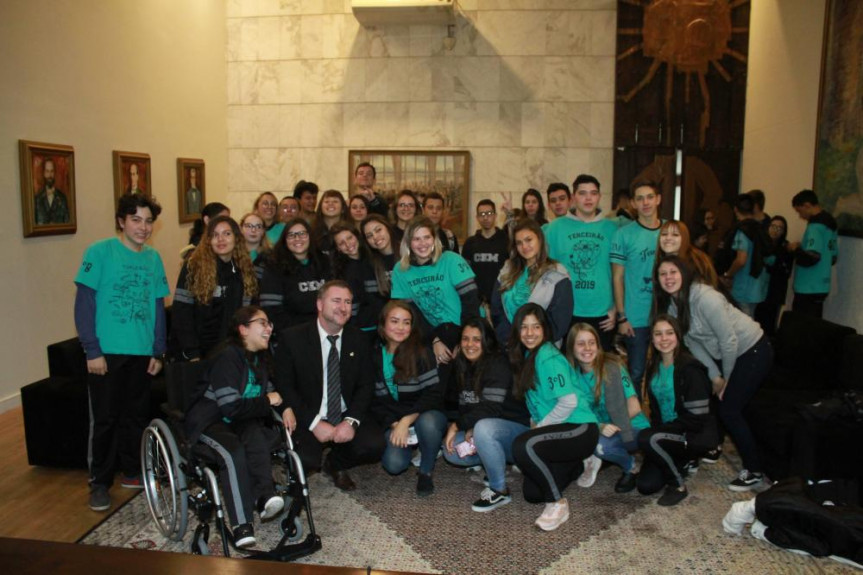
[349, 352, 355, 357]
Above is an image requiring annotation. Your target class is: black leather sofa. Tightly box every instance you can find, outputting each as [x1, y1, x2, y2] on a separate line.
[745, 311, 862, 481]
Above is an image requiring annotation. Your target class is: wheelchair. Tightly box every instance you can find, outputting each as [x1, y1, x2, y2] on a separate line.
[140, 360, 321, 561]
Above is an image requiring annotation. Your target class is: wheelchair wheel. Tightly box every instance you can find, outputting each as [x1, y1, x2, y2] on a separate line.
[279, 516, 303, 543]
[141, 418, 188, 541]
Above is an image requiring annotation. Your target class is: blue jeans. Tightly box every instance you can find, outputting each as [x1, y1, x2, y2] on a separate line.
[595, 431, 643, 473]
[625, 327, 651, 394]
[442, 418, 528, 493]
[382, 410, 447, 475]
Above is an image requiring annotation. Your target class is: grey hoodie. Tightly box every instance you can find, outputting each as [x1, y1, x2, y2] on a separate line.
[669, 282, 763, 381]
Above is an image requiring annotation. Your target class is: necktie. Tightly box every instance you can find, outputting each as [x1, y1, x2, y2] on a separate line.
[326, 335, 342, 424]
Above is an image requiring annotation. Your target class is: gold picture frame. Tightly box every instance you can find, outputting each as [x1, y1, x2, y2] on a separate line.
[177, 158, 206, 224]
[19, 140, 77, 238]
[348, 150, 471, 243]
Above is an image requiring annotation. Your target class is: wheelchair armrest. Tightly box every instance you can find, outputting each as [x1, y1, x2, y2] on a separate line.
[270, 408, 295, 452]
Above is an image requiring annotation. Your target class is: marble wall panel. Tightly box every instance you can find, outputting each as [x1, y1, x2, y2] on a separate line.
[228, 148, 282, 191]
[453, 57, 500, 101]
[298, 103, 345, 147]
[476, 11, 548, 57]
[545, 10, 591, 56]
[478, 0, 615, 10]
[362, 103, 410, 147]
[408, 58, 433, 102]
[278, 105, 305, 147]
[302, 59, 366, 103]
[368, 25, 411, 58]
[447, 102, 500, 146]
[301, 147, 346, 190]
[409, 102, 450, 147]
[499, 56, 544, 102]
[498, 102, 522, 147]
[342, 103, 367, 147]
[322, 13, 365, 59]
[588, 10, 617, 56]
[471, 148, 498, 193]
[279, 15, 303, 60]
[590, 102, 614, 148]
[228, 3, 617, 210]
[520, 102, 544, 147]
[276, 148, 303, 192]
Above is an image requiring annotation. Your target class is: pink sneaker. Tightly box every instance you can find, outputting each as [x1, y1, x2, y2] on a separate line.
[577, 455, 602, 488]
[535, 498, 569, 531]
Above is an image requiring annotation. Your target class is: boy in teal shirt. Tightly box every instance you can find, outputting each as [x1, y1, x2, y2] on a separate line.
[611, 181, 663, 392]
[722, 194, 771, 317]
[789, 189, 838, 319]
[75, 194, 169, 512]
[545, 174, 618, 351]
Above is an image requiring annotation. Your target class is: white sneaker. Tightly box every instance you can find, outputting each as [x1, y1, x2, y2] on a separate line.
[259, 495, 284, 520]
[535, 499, 569, 531]
[577, 455, 602, 488]
[722, 499, 756, 535]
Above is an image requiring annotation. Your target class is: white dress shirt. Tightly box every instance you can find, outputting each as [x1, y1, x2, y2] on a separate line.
[310, 320, 346, 431]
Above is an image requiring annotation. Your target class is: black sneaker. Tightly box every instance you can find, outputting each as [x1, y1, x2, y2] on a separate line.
[233, 523, 256, 548]
[89, 484, 110, 512]
[728, 469, 763, 492]
[657, 485, 688, 506]
[614, 472, 638, 493]
[416, 473, 434, 497]
[471, 487, 511, 512]
[701, 446, 722, 464]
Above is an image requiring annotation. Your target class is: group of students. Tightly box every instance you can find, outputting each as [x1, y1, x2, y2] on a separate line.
[75, 165, 837, 539]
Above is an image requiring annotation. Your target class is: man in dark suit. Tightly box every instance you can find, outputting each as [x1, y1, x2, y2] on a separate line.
[275, 280, 384, 491]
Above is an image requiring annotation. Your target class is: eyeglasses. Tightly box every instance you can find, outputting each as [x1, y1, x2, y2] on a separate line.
[243, 223, 263, 230]
[477, 211, 496, 217]
[397, 202, 416, 209]
[769, 224, 785, 232]
[246, 318, 274, 329]
[285, 230, 309, 240]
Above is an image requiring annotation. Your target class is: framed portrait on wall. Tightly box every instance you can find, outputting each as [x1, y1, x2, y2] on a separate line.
[112, 150, 151, 207]
[19, 140, 77, 238]
[348, 150, 471, 243]
[177, 158, 205, 224]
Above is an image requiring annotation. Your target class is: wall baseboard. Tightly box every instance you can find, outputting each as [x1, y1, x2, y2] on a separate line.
[0, 392, 21, 413]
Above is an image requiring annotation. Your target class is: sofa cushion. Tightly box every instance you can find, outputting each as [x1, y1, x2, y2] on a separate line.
[769, 311, 856, 391]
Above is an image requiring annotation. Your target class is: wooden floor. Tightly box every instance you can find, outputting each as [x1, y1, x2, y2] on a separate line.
[0, 407, 136, 542]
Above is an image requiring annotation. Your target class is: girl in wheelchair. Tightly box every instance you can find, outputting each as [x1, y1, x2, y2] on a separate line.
[184, 305, 289, 548]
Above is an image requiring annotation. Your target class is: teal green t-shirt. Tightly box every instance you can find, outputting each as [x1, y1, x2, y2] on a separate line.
[649, 363, 677, 423]
[731, 231, 769, 304]
[610, 220, 662, 328]
[266, 222, 286, 245]
[526, 343, 598, 425]
[586, 366, 650, 429]
[794, 221, 838, 294]
[75, 238, 170, 356]
[501, 267, 533, 321]
[391, 251, 476, 327]
[382, 348, 398, 400]
[545, 216, 617, 317]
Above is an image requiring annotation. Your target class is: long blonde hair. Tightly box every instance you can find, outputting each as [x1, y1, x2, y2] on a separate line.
[398, 217, 443, 270]
[498, 218, 558, 292]
[186, 216, 258, 305]
[564, 322, 623, 402]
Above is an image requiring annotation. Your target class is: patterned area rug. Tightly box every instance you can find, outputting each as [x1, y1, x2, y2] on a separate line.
[79, 444, 854, 574]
